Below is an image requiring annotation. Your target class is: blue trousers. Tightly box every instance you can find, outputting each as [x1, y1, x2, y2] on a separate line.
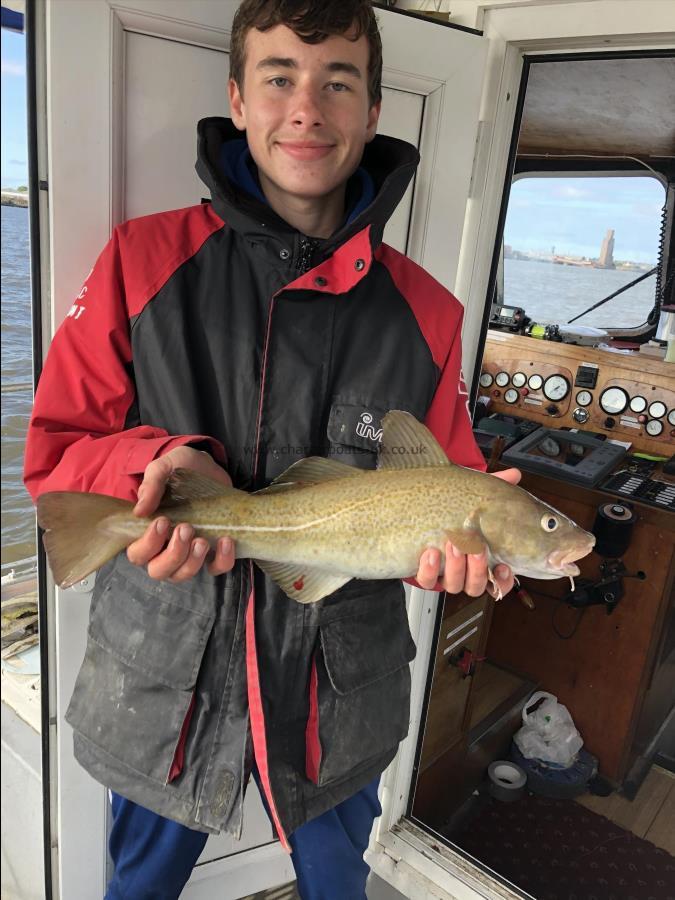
[105, 776, 381, 899]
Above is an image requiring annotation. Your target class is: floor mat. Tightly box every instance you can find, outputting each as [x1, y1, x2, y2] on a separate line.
[450, 792, 675, 900]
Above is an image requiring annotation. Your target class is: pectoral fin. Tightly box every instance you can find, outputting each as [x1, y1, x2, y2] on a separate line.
[254, 560, 352, 604]
[445, 529, 487, 556]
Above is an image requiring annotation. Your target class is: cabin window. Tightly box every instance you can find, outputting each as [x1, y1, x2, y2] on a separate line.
[500, 175, 665, 330]
[2, 19, 36, 580]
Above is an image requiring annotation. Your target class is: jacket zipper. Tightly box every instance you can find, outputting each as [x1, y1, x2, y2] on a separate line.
[296, 237, 318, 275]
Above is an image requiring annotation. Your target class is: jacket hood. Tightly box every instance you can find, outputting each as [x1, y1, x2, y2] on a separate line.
[195, 117, 419, 259]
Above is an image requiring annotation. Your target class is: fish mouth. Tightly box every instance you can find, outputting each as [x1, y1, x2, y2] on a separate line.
[546, 537, 595, 576]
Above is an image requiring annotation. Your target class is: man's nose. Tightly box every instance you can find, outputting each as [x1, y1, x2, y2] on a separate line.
[289, 84, 324, 127]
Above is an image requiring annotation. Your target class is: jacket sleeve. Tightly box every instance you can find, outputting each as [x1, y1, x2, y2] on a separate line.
[424, 309, 486, 473]
[24, 229, 225, 503]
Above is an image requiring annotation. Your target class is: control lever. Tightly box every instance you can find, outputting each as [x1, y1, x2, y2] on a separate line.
[564, 559, 646, 614]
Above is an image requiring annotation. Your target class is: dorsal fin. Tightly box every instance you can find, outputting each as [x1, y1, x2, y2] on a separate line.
[161, 468, 234, 506]
[267, 456, 363, 488]
[378, 410, 451, 470]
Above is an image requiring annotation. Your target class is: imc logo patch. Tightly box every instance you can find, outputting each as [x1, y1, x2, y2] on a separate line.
[355, 412, 382, 444]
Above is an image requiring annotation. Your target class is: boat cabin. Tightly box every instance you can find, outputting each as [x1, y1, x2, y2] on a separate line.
[1, 1, 673, 898]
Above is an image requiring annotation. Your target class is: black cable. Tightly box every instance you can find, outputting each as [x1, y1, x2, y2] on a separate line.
[551, 600, 586, 640]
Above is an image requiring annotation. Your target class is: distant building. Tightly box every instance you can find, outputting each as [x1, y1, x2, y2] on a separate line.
[596, 228, 616, 269]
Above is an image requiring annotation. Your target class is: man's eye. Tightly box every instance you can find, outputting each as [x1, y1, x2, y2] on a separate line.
[328, 82, 349, 92]
[270, 77, 289, 88]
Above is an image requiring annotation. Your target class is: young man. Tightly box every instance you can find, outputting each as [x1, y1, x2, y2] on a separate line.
[25, 2, 518, 897]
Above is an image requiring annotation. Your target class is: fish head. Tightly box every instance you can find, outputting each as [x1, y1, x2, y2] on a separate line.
[477, 490, 595, 582]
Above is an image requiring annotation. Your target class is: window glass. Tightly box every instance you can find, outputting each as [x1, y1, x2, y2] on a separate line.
[2, 28, 37, 592]
[502, 176, 664, 329]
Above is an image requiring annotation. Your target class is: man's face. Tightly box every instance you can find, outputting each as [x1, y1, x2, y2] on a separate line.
[228, 24, 380, 204]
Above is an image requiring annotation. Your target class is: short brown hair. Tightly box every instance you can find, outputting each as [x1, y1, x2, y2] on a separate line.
[230, 0, 383, 106]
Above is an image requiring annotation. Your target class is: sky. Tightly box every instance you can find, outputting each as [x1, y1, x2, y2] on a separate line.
[0, 27, 665, 261]
[505, 175, 663, 264]
[1, 27, 27, 189]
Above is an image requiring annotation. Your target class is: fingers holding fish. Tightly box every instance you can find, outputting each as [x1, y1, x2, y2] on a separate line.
[133, 446, 233, 518]
[207, 537, 236, 576]
[414, 547, 445, 591]
[126, 517, 170, 567]
[486, 563, 514, 601]
[462, 549, 490, 597]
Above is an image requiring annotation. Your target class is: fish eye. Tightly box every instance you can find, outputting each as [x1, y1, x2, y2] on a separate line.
[541, 515, 559, 532]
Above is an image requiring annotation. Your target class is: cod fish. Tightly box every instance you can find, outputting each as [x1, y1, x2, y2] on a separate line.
[37, 411, 595, 602]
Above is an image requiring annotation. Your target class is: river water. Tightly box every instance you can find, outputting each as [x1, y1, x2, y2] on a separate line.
[0, 203, 662, 570]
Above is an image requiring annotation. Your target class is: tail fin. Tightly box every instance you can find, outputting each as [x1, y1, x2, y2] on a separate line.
[37, 492, 135, 589]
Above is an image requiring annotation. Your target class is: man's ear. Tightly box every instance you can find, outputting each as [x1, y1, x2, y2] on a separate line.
[228, 78, 246, 131]
[365, 99, 381, 143]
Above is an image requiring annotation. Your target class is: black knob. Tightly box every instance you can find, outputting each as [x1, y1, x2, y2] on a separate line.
[604, 417, 615, 429]
[546, 404, 559, 415]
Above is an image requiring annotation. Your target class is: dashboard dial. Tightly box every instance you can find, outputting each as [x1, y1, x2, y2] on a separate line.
[572, 407, 589, 424]
[648, 400, 666, 419]
[512, 372, 527, 388]
[528, 374, 543, 391]
[576, 390, 592, 407]
[599, 386, 629, 416]
[669, 409, 675, 426]
[543, 374, 571, 402]
[479, 372, 493, 388]
[504, 388, 519, 404]
[646, 419, 664, 436]
[629, 395, 647, 414]
[495, 371, 510, 387]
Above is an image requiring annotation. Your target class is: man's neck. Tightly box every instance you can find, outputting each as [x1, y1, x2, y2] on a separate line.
[259, 171, 346, 239]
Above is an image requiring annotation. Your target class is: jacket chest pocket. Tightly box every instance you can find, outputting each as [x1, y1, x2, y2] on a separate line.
[305, 582, 417, 787]
[66, 553, 222, 784]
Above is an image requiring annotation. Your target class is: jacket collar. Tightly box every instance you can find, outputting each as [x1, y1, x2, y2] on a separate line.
[195, 117, 419, 272]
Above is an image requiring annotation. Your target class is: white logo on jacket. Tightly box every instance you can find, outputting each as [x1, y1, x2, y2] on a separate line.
[356, 412, 383, 443]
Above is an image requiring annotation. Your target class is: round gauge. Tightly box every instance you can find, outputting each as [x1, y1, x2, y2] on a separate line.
[629, 395, 647, 414]
[512, 372, 527, 388]
[540, 436, 561, 457]
[646, 419, 664, 437]
[599, 386, 629, 416]
[669, 409, 675, 426]
[576, 390, 592, 407]
[528, 374, 543, 391]
[648, 400, 666, 419]
[495, 371, 510, 387]
[573, 407, 589, 424]
[504, 388, 519, 404]
[479, 372, 494, 388]
[543, 374, 571, 402]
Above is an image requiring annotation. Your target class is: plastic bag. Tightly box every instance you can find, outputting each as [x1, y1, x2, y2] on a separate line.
[513, 691, 583, 768]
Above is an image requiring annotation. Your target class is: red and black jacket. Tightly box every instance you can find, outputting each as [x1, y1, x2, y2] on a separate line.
[24, 118, 485, 841]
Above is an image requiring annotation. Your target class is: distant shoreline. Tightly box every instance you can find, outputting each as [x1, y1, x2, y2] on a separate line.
[1, 192, 29, 208]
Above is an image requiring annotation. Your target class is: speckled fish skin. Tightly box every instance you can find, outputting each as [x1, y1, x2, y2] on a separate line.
[153, 465, 594, 581]
[36, 411, 595, 596]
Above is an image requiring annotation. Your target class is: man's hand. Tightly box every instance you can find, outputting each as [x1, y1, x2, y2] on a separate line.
[414, 468, 522, 599]
[127, 446, 235, 582]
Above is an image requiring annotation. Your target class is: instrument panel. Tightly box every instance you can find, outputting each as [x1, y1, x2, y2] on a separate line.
[479, 332, 675, 455]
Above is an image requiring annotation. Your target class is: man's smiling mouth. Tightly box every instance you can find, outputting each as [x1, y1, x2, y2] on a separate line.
[277, 142, 335, 160]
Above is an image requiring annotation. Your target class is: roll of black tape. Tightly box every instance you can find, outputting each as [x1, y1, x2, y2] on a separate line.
[593, 502, 636, 557]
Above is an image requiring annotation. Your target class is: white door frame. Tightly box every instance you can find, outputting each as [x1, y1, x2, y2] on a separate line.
[369, 4, 675, 899]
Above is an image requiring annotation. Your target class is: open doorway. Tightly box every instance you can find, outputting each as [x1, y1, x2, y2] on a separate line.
[408, 51, 675, 900]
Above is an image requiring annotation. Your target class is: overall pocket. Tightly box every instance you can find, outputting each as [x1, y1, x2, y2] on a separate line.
[66, 554, 220, 784]
[306, 582, 416, 786]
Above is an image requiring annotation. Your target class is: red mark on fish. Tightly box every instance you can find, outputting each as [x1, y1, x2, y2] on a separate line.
[293, 577, 305, 591]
